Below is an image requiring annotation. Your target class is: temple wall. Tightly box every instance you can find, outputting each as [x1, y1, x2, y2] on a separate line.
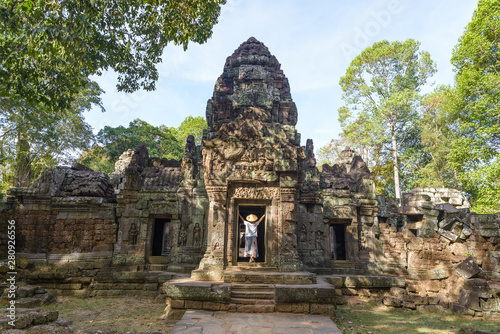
[15, 202, 116, 255]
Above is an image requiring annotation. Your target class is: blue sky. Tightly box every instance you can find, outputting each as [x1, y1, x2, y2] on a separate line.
[85, 0, 478, 152]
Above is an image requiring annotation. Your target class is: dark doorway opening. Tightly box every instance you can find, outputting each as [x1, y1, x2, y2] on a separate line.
[152, 218, 170, 256]
[237, 205, 266, 263]
[330, 223, 347, 260]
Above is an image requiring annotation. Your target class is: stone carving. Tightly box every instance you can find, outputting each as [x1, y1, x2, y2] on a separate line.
[179, 228, 188, 247]
[128, 223, 138, 245]
[300, 224, 307, 243]
[315, 231, 324, 251]
[232, 186, 280, 200]
[193, 223, 201, 246]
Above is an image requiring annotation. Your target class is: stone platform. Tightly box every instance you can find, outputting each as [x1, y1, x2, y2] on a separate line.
[164, 272, 336, 316]
[326, 274, 406, 289]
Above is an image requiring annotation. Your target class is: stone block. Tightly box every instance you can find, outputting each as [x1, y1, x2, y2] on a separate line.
[402, 300, 416, 309]
[460, 225, 473, 239]
[274, 284, 335, 304]
[455, 258, 481, 279]
[436, 203, 459, 214]
[471, 286, 493, 299]
[202, 301, 221, 310]
[170, 299, 185, 309]
[404, 294, 427, 305]
[383, 296, 402, 307]
[33, 292, 56, 305]
[310, 303, 332, 315]
[428, 267, 449, 280]
[480, 298, 500, 312]
[427, 296, 440, 305]
[451, 303, 465, 314]
[476, 229, 500, 237]
[463, 279, 488, 289]
[15, 298, 42, 308]
[390, 287, 407, 298]
[416, 304, 445, 313]
[438, 228, 459, 242]
[459, 290, 481, 311]
[184, 300, 203, 309]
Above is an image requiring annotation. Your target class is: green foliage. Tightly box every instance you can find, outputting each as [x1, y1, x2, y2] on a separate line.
[96, 119, 183, 161]
[79, 146, 115, 176]
[338, 39, 436, 201]
[0, 0, 226, 111]
[172, 116, 207, 145]
[0, 82, 99, 191]
[79, 115, 207, 174]
[450, 0, 500, 213]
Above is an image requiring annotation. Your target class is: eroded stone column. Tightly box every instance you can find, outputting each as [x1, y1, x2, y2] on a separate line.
[191, 185, 227, 281]
[279, 187, 303, 272]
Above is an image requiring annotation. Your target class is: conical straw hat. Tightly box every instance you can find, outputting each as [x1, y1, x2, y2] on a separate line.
[246, 214, 258, 222]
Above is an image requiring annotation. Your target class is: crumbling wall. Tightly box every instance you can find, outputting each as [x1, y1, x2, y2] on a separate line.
[6, 164, 118, 263]
[375, 190, 500, 317]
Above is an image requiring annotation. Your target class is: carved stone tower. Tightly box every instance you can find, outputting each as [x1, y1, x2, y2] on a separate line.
[192, 37, 304, 280]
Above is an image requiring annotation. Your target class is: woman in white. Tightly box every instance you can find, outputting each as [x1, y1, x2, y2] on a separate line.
[238, 212, 266, 262]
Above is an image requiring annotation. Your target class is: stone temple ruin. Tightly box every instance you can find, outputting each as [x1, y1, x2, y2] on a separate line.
[1, 38, 499, 320]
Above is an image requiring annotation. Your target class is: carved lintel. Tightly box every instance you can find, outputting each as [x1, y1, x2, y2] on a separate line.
[231, 186, 279, 200]
[332, 206, 356, 219]
[206, 186, 228, 194]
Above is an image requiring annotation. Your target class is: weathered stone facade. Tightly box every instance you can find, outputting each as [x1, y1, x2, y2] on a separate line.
[1, 37, 499, 317]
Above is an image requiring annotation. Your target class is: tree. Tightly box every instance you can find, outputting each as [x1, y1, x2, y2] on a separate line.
[79, 119, 184, 174]
[173, 116, 207, 145]
[451, 0, 500, 213]
[96, 119, 183, 161]
[1, 0, 226, 111]
[0, 82, 99, 190]
[417, 86, 460, 189]
[338, 39, 436, 204]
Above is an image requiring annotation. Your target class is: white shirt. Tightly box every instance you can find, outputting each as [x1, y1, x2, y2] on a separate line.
[244, 220, 259, 237]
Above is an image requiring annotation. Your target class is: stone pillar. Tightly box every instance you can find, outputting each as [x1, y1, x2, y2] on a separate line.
[279, 188, 303, 272]
[191, 185, 227, 281]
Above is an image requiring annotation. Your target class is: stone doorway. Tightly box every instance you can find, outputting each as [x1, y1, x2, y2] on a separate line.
[330, 222, 347, 261]
[236, 205, 266, 263]
[151, 218, 171, 256]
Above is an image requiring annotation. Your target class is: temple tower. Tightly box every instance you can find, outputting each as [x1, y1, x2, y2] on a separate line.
[192, 37, 304, 280]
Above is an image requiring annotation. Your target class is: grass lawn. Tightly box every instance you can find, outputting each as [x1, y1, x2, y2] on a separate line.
[42, 296, 174, 333]
[42, 295, 500, 334]
[335, 296, 500, 334]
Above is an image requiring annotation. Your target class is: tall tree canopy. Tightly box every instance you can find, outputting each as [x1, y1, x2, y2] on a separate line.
[0, 0, 226, 110]
[173, 116, 207, 145]
[79, 116, 207, 174]
[338, 39, 436, 204]
[0, 82, 99, 191]
[451, 0, 500, 213]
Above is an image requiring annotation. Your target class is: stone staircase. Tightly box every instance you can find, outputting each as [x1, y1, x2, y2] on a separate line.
[224, 265, 317, 284]
[229, 283, 275, 312]
[330, 261, 359, 275]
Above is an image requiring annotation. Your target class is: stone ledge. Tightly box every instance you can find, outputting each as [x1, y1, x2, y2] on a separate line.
[223, 271, 317, 284]
[326, 274, 405, 288]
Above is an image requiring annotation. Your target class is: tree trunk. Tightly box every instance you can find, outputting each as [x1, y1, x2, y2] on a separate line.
[14, 129, 31, 188]
[391, 124, 401, 206]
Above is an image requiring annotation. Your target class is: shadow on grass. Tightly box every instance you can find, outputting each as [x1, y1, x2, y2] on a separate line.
[335, 299, 500, 334]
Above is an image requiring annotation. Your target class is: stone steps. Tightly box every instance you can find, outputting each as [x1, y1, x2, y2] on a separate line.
[224, 271, 317, 284]
[227, 265, 279, 272]
[230, 283, 275, 310]
[231, 290, 274, 299]
[230, 297, 275, 305]
[231, 283, 275, 290]
[228, 303, 276, 313]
